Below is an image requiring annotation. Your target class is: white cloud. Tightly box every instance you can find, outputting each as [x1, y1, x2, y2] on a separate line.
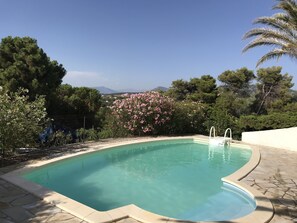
[62, 71, 110, 87]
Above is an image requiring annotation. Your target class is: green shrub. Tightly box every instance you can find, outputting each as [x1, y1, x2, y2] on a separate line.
[205, 106, 236, 135]
[98, 129, 114, 139]
[0, 88, 48, 157]
[76, 128, 100, 142]
[44, 130, 73, 147]
[86, 128, 100, 141]
[239, 112, 297, 131]
[99, 113, 130, 138]
[169, 101, 207, 135]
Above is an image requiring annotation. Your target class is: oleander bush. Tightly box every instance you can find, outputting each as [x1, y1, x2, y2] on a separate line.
[110, 92, 174, 135]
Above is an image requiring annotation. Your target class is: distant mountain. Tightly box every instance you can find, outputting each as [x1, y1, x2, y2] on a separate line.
[93, 86, 169, 94]
[93, 86, 118, 94]
[113, 86, 169, 93]
[151, 86, 168, 92]
[117, 88, 143, 93]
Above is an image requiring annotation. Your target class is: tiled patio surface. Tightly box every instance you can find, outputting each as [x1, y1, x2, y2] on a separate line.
[0, 138, 296, 223]
[242, 146, 297, 223]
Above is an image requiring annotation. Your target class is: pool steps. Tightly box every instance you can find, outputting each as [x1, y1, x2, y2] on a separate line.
[209, 126, 232, 146]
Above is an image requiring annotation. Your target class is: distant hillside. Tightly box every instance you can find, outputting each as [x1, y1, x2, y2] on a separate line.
[93, 86, 118, 94]
[151, 86, 168, 92]
[93, 86, 169, 94]
[117, 88, 143, 93]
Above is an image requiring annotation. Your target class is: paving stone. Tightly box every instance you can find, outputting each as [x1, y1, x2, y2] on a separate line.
[274, 203, 289, 213]
[258, 182, 278, 188]
[1, 206, 34, 222]
[0, 193, 27, 204]
[0, 218, 14, 223]
[264, 214, 291, 223]
[26, 214, 50, 223]
[285, 184, 296, 188]
[252, 183, 262, 190]
[0, 185, 24, 198]
[11, 194, 40, 206]
[0, 210, 8, 217]
[0, 182, 20, 191]
[281, 179, 296, 184]
[267, 188, 284, 197]
[26, 203, 61, 216]
[258, 188, 268, 195]
[283, 215, 295, 221]
[288, 207, 297, 218]
[115, 217, 142, 223]
[265, 192, 280, 200]
[286, 190, 297, 197]
[0, 201, 10, 209]
[46, 212, 78, 222]
[0, 185, 8, 194]
[0, 179, 8, 185]
[279, 197, 296, 207]
[283, 194, 296, 201]
[248, 182, 255, 187]
[244, 177, 255, 182]
[52, 216, 83, 223]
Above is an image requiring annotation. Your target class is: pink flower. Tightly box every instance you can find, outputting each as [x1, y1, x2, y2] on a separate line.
[110, 92, 173, 135]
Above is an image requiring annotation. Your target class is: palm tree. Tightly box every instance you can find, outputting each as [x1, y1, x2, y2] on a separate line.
[243, 0, 297, 67]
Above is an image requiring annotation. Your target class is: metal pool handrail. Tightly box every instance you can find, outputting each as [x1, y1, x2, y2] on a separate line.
[224, 128, 232, 146]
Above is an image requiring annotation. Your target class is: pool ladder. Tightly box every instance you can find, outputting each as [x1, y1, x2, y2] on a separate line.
[209, 126, 232, 146]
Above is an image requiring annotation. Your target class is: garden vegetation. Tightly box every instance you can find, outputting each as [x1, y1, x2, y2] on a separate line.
[0, 36, 296, 158]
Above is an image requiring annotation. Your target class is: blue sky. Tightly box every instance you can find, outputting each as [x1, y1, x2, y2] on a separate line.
[1, 0, 296, 90]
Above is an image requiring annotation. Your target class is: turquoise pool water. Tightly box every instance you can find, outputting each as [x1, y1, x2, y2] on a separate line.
[23, 139, 256, 221]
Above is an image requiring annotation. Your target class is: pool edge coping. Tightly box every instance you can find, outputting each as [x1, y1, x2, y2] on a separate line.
[0, 136, 274, 223]
[222, 144, 274, 223]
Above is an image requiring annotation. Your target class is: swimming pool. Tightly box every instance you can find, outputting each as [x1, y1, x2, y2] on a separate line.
[23, 139, 256, 221]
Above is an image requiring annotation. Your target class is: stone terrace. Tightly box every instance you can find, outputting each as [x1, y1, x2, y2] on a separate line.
[242, 146, 297, 223]
[0, 138, 296, 223]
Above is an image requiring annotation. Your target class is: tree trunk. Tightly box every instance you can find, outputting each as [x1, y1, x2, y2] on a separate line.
[257, 85, 273, 115]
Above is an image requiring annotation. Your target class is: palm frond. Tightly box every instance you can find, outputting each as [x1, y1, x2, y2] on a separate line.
[273, 12, 297, 31]
[243, 0, 297, 66]
[243, 37, 288, 53]
[243, 27, 296, 39]
[256, 49, 287, 67]
[256, 46, 297, 67]
[284, 43, 297, 55]
[253, 16, 296, 36]
[274, 0, 296, 9]
[243, 28, 296, 45]
[274, 0, 297, 22]
[274, 12, 291, 23]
